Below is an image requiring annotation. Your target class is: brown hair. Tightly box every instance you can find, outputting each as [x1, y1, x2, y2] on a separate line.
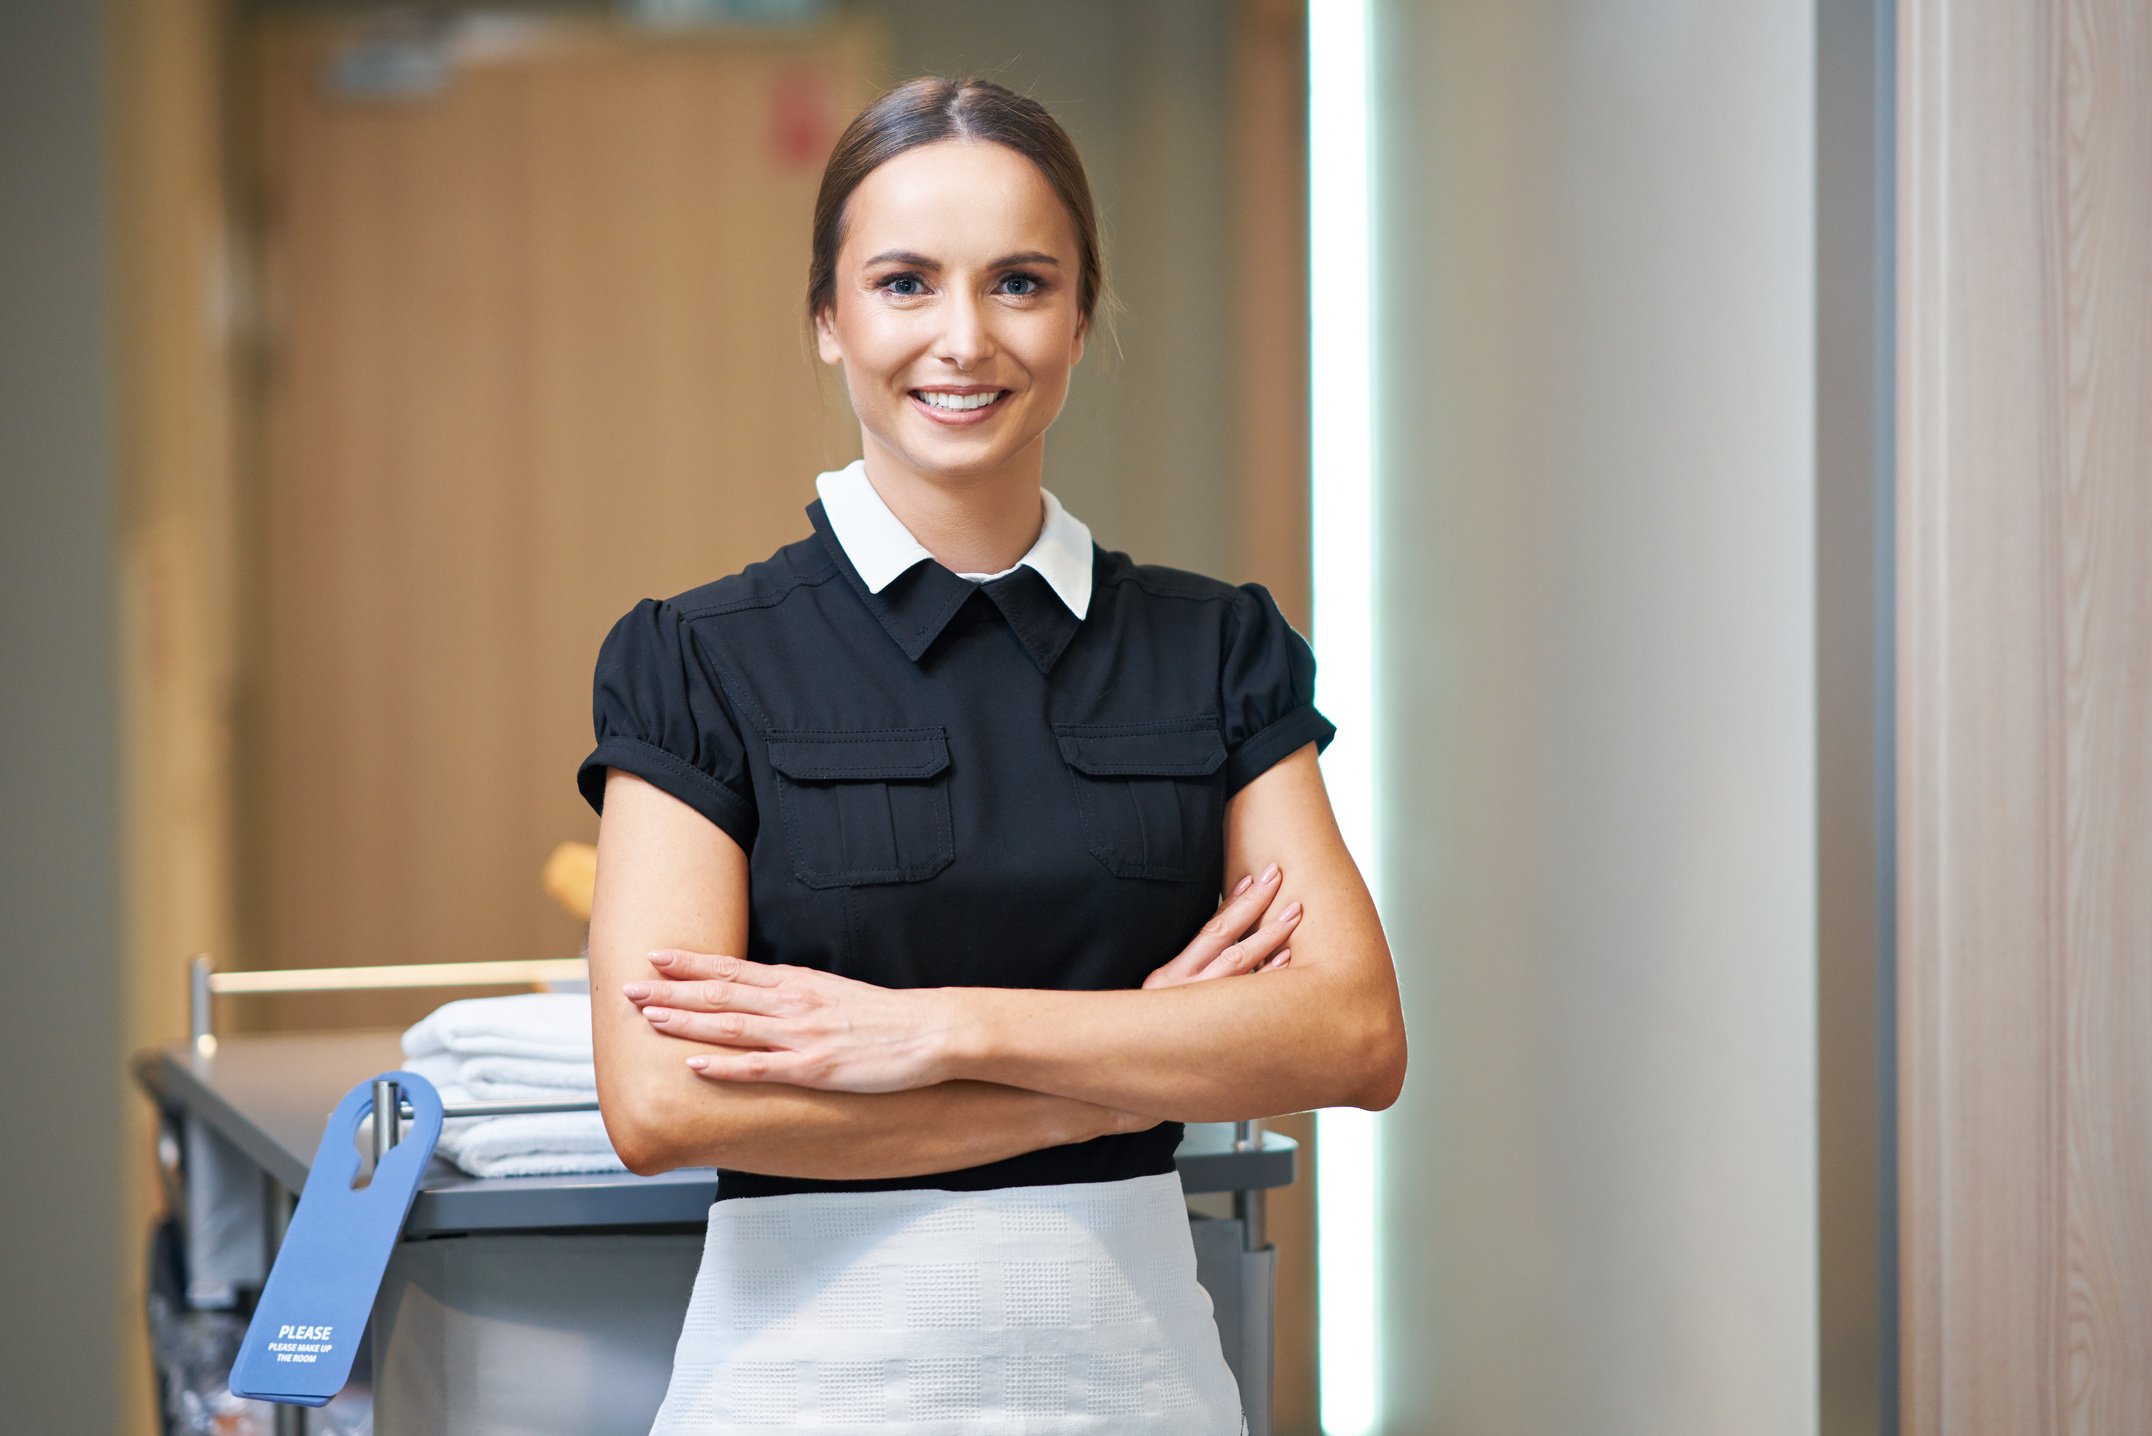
[806, 76, 1113, 343]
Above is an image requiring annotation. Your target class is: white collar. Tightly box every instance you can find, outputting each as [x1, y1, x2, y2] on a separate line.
[813, 458, 1094, 620]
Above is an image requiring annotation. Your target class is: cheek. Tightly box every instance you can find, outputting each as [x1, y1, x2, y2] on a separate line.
[830, 309, 920, 388]
[1011, 323, 1080, 387]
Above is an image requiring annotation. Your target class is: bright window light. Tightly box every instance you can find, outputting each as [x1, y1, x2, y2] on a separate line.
[1308, 2, 1380, 1434]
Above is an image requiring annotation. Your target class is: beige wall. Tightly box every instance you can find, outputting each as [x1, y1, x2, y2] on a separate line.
[871, 0, 1246, 580]
[1369, 2, 1819, 1431]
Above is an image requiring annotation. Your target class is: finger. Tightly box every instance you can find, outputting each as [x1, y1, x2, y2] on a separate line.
[1257, 948, 1292, 972]
[647, 950, 785, 986]
[1174, 863, 1287, 972]
[1213, 862, 1285, 936]
[1201, 900, 1302, 978]
[685, 1050, 818, 1084]
[621, 978, 790, 1016]
[641, 1006, 789, 1049]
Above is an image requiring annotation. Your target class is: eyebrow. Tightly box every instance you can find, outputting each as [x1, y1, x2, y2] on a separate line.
[861, 249, 1063, 270]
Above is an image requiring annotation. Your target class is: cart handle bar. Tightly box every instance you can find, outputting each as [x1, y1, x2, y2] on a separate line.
[190, 954, 587, 1048]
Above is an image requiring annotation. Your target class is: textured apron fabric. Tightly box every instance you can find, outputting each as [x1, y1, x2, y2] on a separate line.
[647, 1170, 1248, 1435]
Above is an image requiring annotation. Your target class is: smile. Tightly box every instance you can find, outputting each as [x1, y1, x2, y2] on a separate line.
[909, 389, 1010, 426]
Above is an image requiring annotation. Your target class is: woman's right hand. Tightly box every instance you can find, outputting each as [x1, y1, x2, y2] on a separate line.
[1091, 864, 1301, 1137]
[1140, 861, 1300, 989]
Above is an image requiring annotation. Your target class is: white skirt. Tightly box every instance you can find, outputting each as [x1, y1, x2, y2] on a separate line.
[648, 1170, 1248, 1435]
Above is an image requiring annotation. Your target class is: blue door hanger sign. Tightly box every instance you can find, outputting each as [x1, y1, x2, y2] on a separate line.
[229, 1070, 443, 1406]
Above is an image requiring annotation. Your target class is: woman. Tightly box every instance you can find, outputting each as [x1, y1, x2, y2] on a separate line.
[577, 75, 1405, 1435]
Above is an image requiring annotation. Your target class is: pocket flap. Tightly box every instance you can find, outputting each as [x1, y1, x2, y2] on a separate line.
[1054, 718, 1226, 777]
[767, 728, 950, 781]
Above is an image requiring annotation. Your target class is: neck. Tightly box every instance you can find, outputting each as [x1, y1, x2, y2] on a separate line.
[859, 432, 1046, 575]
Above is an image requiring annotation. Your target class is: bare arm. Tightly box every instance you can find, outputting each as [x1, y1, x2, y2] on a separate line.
[590, 768, 1142, 1178]
[940, 744, 1407, 1122]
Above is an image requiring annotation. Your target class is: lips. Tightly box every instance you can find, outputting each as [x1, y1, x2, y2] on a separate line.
[908, 388, 1011, 426]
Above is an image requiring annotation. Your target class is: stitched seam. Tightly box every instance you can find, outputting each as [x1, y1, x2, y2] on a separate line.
[676, 615, 772, 736]
[1226, 705, 1332, 793]
[1054, 713, 1220, 737]
[910, 581, 975, 645]
[774, 772, 954, 887]
[1096, 568, 1234, 604]
[767, 729, 949, 780]
[987, 579, 1053, 656]
[596, 737, 754, 832]
[1060, 760, 1220, 776]
[773, 762, 945, 778]
[674, 554, 840, 622]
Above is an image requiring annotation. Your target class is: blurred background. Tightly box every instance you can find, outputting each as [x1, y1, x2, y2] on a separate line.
[8, 0, 2150, 1432]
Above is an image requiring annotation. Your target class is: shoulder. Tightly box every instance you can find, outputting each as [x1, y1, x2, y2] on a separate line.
[1091, 546, 1294, 641]
[655, 532, 841, 629]
[1093, 545, 1248, 608]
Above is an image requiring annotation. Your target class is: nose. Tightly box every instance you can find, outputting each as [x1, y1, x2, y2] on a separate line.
[935, 288, 995, 371]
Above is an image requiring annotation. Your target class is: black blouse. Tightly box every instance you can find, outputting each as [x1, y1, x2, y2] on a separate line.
[577, 496, 1335, 1201]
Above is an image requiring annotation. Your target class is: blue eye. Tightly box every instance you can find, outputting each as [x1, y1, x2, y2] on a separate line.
[1001, 272, 1042, 296]
[885, 274, 925, 297]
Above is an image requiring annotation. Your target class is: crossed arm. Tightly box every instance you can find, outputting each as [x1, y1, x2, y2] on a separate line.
[588, 744, 1405, 1179]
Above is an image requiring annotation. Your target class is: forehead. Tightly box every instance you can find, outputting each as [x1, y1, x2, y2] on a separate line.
[840, 140, 1076, 262]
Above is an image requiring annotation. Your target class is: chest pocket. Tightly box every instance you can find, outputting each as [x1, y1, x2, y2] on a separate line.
[766, 728, 954, 888]
[1053, 715, 1227, 883]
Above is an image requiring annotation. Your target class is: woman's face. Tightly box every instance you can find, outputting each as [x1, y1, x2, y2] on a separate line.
[815, 139, 1087, 484]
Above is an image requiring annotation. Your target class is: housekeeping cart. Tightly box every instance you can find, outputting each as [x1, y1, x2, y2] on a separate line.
[136, 955, 1297, 1435]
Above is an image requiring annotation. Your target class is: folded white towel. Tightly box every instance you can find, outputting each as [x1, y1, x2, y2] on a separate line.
[402, 992, 592, 1064]
[436, 1106, 627, 1179]
[368, 1071, 626, 1179]
[396, 993, 624, 1178]
[401, 1049, 596, 1103]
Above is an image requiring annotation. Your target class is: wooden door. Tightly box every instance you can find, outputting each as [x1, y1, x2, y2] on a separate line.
[240, 16, 873, 1028]
[1897, 0, 2152, 1425]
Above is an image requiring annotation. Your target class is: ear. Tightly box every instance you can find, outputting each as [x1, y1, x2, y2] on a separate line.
[1070, 312, 1088, 368]
[813, 305, 842, 367]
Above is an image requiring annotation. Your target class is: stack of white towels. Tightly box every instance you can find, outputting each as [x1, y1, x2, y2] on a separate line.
[398, 992, 629, 1179]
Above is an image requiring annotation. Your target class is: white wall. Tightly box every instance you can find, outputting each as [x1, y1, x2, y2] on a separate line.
[1368, 3, 1817, 1431]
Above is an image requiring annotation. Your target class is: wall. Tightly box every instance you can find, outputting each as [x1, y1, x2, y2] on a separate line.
[869, 0, 1243, 580]
[1369, 2, 1819, 1431]
[0, 2, 127, 1430]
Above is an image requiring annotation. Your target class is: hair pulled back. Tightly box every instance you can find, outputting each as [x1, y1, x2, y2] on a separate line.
[806, 77, 1109, 336]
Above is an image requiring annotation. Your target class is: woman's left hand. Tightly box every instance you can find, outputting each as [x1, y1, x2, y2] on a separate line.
[621, 950, 958, 1093]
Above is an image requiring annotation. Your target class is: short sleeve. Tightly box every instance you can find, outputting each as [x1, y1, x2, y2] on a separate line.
[1220, 581, 1337, 797]
[576, 597, 757, 852]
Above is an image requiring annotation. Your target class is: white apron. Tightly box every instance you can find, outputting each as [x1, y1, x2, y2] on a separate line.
[647, 1170, 1247, 1435]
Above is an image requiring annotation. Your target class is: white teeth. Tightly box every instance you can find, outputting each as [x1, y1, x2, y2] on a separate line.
[916, 390, 1003, 411]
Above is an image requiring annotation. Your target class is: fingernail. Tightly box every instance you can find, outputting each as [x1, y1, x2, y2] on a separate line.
[1281, 901, 1303, 923]
[1260, 862, 1280, 884]
[622, 982, 649, 1001]
[1233, 874, 1253, 896]
[645, 1007, 671, 1024]
[1277, 948, 1291, 964]
[649, 951, 676, 966]
[686, 1056, 708, 1071]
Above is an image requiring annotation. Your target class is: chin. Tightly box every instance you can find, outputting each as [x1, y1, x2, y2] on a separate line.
[882, 424, 1034, 478]
[904, 446, 1018, 480]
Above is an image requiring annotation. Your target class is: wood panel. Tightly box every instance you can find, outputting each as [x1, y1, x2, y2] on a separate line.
[1897, 0, 2152, 1427]
[112, 0, 244, 1428]
[1229, 5, 1317, 1431]
[241, 17, 870, 1029]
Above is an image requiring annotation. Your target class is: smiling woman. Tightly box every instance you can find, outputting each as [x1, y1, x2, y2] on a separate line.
[804, 94, 1101, 560]
[578, 74, 1402, 1436]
